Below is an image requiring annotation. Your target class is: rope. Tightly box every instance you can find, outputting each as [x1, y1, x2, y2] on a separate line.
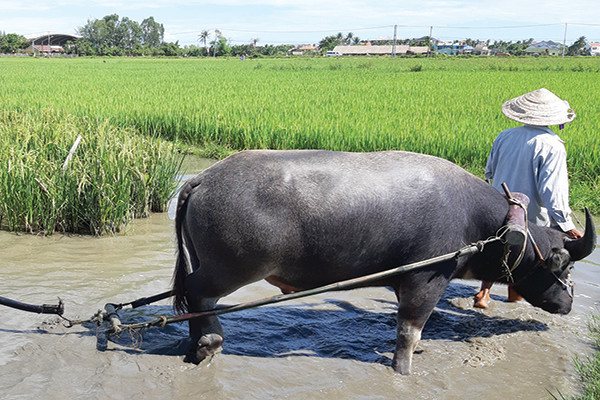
[58, 309, 104, 328]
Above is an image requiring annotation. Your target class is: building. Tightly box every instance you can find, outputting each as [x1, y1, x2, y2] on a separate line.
[585, 42, 600, 56]
[26, 33, 80, 55]
[289, 44, 319, 56]
[434, 40, 478, 55]
[524, 40, 562, 56]
[473, 42, 491, 56]
[462, 45, 475, 55]
[331, 44, 428, 56]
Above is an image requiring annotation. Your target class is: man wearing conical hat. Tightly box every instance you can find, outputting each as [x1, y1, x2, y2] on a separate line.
[474, 88, 583, 309]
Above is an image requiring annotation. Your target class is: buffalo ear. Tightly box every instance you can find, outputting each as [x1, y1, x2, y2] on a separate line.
[548, 248, 570, 273]
[564, 208, 597, 261]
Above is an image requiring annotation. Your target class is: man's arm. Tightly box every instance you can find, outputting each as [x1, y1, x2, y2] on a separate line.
[535, 142, 577, 232]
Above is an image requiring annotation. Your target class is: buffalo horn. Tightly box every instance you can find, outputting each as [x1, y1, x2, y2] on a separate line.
[564, 208, 597, 261]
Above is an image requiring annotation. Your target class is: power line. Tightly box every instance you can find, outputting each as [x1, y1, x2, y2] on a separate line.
[432, 23, 563, 30]
[170, 22, 600, 37]
[224, 25, 393, 34]
[170, 25, 393, 36]
[167, 23, 599, 47]
[569, 22, 600, 27]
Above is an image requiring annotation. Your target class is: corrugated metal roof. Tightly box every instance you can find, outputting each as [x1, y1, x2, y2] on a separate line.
[332, 45, 428, 55]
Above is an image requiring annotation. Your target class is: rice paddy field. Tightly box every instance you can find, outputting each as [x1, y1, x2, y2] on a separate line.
[0, 56, 599, 233]
[0, 109, 182, 235]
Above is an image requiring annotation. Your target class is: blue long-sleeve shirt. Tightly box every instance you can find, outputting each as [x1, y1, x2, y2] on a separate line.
[485, 125, 576, 232]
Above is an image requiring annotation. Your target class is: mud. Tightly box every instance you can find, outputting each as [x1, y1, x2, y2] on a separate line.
[0, 159, 598, 399]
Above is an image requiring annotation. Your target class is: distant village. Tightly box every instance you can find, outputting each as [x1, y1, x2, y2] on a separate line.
[2, 13, 598, 58]
[297, 38, 600, 57]
[2, 26, 598, 58]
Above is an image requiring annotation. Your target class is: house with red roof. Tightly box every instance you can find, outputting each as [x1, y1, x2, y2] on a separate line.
[585, 42, 600, 56]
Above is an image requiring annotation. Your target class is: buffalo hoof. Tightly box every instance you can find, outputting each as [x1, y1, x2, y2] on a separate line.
[184, 333, 223, 364]
[391, 356, 412, 375]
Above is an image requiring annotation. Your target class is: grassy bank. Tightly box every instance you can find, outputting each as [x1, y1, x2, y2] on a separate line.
[0, 109, 182, 235]
[551, 313, 600, 399]
[573, 314, 600, 399]
[0, 57, 598, 213]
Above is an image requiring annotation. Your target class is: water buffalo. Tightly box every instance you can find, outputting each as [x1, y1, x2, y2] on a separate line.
[172, 150, 595, 374]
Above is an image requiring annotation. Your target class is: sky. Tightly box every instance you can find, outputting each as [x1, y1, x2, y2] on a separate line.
[1, 0, 599, 46]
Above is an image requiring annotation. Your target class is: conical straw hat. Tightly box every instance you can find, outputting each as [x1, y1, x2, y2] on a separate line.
[501, 88, 576, 126]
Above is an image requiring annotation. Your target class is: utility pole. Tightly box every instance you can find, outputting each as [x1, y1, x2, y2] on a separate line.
[392, 25, 397, 58]
[562, 23, 568, 58]
[427, 26, 433, 58]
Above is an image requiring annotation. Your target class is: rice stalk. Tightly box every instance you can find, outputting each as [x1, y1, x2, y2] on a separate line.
[0, 109, 182, 235]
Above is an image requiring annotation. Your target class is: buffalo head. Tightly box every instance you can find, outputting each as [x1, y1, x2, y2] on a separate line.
[512, 209, 596, 314]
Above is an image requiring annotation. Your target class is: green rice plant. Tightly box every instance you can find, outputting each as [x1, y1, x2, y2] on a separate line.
[573, 314, 600, 399]
[0, 57, 598, 212]
[0, 109, 182, 235]
[551, 313, 600, 399]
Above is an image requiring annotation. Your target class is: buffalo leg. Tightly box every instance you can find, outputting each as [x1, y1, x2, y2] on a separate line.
[184, 274, 225, 364]
[392, 318, 424, 374]
[392, 267, 452, 374]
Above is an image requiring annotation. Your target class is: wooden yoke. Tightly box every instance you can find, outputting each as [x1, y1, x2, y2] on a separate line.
[501, 182, 530, 246]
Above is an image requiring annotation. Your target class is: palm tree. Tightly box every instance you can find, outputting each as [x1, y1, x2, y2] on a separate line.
[198, 30, 209, 56]
[212, 29, 222, 57]
[250, 37, 259, 55]
[345, 32, 354, 45]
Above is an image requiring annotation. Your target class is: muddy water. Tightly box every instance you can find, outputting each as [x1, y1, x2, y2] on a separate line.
[0, 159, 599, 399]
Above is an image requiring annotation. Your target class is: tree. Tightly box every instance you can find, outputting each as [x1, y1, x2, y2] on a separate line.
[491, 40, 509, 53]
[160, 41, 180, 56]
[318, 32, 360, 53]
[140, 16, 164, 47]
[231, 43, 253, 57]
[0, 33, 28, 53]
[345, 32, 354, 44]
[568, 36, 587, 56]
[488, 38, 533, 55]
[184, 45, 203, 57]
[198, 30, 210, 56]
[103, 14, 120, 46]
[507, 40, 527, 56]
[250, 38, 259, 55]
[119, 17, 142, 53]
[78, 17, 105, 47]
[210, 29, 220, 57]
[209, 29, 230, 57]
[65, 38, 95, 56]
[76, 14, 167, 56]
[318, 35, 338, 52]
